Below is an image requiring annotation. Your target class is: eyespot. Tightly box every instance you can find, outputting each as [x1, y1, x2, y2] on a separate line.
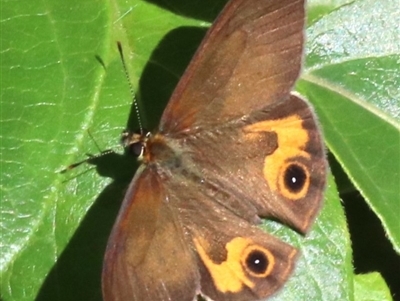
[245, 249, 269, 275]
[279, 161, 310, 200]
[242, 245, 274, 278]
[284, 163, 307, 193]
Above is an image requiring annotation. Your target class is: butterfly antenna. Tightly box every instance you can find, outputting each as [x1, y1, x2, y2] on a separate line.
[59, 148, 115, 174]
[117, 41, 144, 135]
[59, 130, 120, 174]
[87, 130, 103, 153]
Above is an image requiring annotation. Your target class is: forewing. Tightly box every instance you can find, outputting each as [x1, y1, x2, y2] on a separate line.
[102, 166, 199, 301]
[160, 0, 305, 133]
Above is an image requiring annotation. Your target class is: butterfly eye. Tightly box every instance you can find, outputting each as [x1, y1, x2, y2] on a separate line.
[120, 129, 150, 158]
[130, 141, 145, 157]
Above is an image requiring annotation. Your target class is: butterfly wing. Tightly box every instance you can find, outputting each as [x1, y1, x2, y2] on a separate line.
[183, 94, 326, 233]
[164, 176, 300, 301]
[160, 0, 305, 133]
[102, 166, 199, 301]
[103, 0, 326, 300]
[157, 95, 325, 300]
[157, 0, 324, 234]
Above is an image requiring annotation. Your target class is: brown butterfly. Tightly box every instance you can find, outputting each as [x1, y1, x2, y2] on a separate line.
[102, 0, 326, 300]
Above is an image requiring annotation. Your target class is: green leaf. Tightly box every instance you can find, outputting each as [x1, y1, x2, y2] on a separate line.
[354, 273, 392, 301]
[1, 0, 396, 301]
[300, 0, 400, 252]
[267, 174, 353, 301]
[1, 0, 111, 300]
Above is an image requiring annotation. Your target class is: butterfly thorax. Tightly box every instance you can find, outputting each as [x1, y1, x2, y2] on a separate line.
[142, 133, 181, 167]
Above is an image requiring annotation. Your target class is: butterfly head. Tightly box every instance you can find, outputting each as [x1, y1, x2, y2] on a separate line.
[121, 129, 151, 160]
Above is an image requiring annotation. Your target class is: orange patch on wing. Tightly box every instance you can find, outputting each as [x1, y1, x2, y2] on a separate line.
[194, 237, 276, 293]
[194, 237, 253, 293]
[245, 115, 310, 200]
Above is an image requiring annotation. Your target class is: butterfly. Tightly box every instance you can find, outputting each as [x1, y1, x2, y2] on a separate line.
[102, 0, 326, 300]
